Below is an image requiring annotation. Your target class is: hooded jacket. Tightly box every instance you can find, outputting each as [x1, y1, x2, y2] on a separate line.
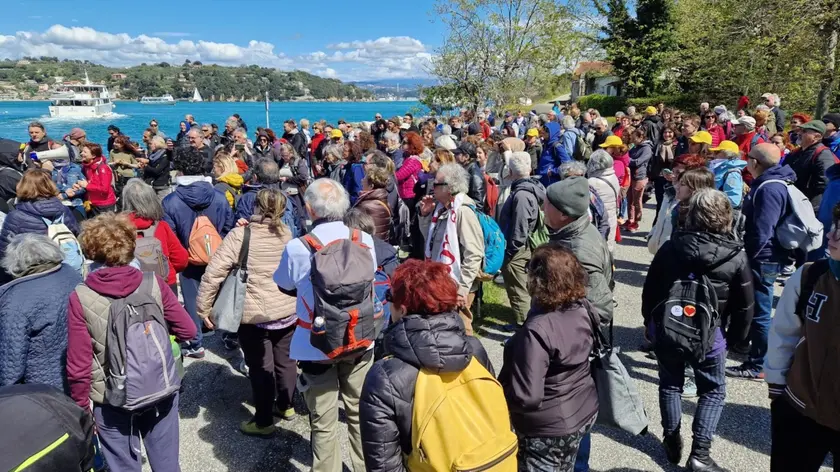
[81, 157, 117, 207]
[66, 266, 196, 407]
[0, 263, 81, 393]
[359, 312, 492, 472]
[283, 128, 307, 161]
[51, 161, 86, 209]
[784, 142, 838, 211]
[742, 165, 796, 262]
[825, 132, 840, 160]
[353, 188, 392, 241]
[499, 302, 598, 437]
[234, 183, 302, 239]
[161, 179, 234, 250]
[709, 157, 748, 208]
[588, 168, 620, 251]
[642, 231, 755, 354]
[127, 213, 189, 286]
[818, 164, 840, 252]
[548, 214, 614, 325]
[641, 114, 664, 148]
[538, 122, 570, 187]
[629, 140, 654, 180]
[499, 177, 545, 259]
[196, 220, 297, 325]
[214, 172, 245, 209]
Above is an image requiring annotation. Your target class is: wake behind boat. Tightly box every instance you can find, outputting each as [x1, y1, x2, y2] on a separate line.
[140, 94, 177, 105]
[48, 71, 115, 118]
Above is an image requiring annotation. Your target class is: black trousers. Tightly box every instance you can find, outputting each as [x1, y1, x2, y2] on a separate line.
[771, 397, 839, 471]
[238, 323, 297, 427]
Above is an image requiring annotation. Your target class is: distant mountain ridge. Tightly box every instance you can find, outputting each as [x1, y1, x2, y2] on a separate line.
[350, 78, 436, 98]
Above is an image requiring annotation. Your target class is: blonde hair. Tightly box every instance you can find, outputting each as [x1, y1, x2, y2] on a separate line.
[254, 188, 288, 234]
[213, 153, 239, 175]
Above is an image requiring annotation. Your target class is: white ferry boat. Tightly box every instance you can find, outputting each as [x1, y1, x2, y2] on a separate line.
[140, 94, 176, 105]
[48, 72, 114, 118]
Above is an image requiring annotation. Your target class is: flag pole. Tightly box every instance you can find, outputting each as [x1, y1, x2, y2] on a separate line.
[265, 91, 270, 129]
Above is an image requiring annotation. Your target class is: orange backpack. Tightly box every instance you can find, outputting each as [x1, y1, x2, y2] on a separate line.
[187, 214, 222, 265]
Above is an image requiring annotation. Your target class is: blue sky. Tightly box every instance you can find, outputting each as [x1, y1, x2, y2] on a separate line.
[0, 0, 444, 81]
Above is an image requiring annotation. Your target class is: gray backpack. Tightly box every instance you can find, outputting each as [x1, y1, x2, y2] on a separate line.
[300, 228, 379, 360]
[135, 223, 170, 280]
[87, 273, 179, 410]
[756, 179, 824, 252]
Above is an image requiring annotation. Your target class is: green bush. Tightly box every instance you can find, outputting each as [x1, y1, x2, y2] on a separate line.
[577, 93, 721, 116]
[577, 94, 626, 116]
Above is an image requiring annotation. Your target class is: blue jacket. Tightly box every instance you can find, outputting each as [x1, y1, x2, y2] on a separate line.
[825, 133, 840, 161]
[710, 158, 748, 208]
[538, 122, 570, 187]
[0, 263, 82, 392]
[742, 165, 796, 262]
[51, 162, 86, 210]
[162, 181, 234, 249]
[235, 183, 302, 238]
[0, 198, 80, 272]
[629, 140, 654, 180]
[561, 127, 582, 158]
[343, 162, 366, 205]
[818, 164, 840, 251]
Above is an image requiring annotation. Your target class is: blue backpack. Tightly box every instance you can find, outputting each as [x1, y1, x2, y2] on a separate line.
[374, 268, 391, 330]
[465, 204, 506, 275]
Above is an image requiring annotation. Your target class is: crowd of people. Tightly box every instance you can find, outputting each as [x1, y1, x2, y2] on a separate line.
[0, 95, 838, 472]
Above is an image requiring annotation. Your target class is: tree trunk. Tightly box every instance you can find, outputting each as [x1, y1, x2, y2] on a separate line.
[815, 26, 838, 118]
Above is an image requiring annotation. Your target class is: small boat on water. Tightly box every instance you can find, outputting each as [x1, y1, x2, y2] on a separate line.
[139, 94, 176, 105]
[191, 88, 203, 102]
[48, 71, 115, 118]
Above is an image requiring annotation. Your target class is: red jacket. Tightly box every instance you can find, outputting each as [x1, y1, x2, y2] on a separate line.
[707, 124, 727, 148]
[81, 158, 116, 207]
[480, 121, 492, 140]
[735, 132, 765, 184]
[310, 133, 325, 160]
[127, 213, 189, 286]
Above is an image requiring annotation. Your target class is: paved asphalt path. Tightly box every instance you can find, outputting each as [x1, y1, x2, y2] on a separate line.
[159, 205, 832, 472]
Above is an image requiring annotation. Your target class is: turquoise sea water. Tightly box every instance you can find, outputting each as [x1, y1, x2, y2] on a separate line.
[0, 100, 424, 146]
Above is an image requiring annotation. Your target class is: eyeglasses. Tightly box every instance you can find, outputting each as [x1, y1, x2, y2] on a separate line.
[705, 116, 716, 119]
[433, 182, 449, 188]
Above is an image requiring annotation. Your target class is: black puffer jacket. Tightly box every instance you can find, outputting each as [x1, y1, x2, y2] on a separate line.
[642, 230, 755, 347]
[360, 312, 493, 472]
[463, 160, 487, 213]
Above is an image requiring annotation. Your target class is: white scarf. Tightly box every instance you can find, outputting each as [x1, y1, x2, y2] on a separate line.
[426, 193, 465, 284]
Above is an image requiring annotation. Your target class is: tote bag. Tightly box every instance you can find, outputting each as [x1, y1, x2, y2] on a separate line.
[586, 302, 649, 436]
[211, 227, 250, 333]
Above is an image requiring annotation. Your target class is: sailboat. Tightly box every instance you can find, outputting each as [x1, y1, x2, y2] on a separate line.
[191, 87, 203, 102]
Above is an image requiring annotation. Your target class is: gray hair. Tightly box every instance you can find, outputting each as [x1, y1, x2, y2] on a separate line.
[150, 135, 166, 149]
[233, 128, 247, 138]
[1, 234, 63, 278]
[508, 151, 531, 177]
[28, 121, 45, 131]
[187, 128, 201, 138]
[686, 188, 732, 235]
[253, 158, 280, 185]
[436, 163, 469, 195]
[384, 131, 400, 144]
[587, 149, 614, 174]
[121, 178, 164, 221]
[614, 111, 626, 119]
[562, 115, 576, 130]
[343, 208, 375, 235]
[756, 104, 771, 112]
[440, 124, 453, 136]
[225, 118, 239, 128]
[593, 117, 609, 128]
[324, 143, 344, 162]
[718, 150, 741, 161]
[626, 106, 636, 115]
[559, 161, 587, 178]
[304, 178, 349, 221]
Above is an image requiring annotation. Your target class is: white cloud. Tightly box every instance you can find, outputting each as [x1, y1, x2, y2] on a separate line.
[0, 25, 431, 80]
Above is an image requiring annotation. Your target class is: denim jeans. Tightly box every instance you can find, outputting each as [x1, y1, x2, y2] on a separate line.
[179, 265, 205, 349]
[573, 432, 591, 472]
[657, 350, 727, 458]
[748, 260, 780, 367]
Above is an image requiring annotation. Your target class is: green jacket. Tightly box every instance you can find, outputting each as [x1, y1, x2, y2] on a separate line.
[548, 214, 614, 325]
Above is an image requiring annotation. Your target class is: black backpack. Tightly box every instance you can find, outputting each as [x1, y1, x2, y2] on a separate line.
[653, 271, 720, 361]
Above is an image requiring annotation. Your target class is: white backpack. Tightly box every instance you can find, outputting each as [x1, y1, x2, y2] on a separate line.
[756, 179, 824, 252]
[42, 214, 84, 273]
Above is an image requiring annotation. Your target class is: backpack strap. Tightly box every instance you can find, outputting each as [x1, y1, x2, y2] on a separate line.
[794, 259, 829, 322]
[237, 226, 251, 270]
[138, 222, 158, 239]
[350, 228, 360, 243]
[300, 232, 324, 253]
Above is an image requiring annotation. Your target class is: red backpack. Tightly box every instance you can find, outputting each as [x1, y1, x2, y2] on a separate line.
[484, 173, 499, 216]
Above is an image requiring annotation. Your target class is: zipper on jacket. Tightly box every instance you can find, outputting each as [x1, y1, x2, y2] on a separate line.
[456, 442, 517, 472]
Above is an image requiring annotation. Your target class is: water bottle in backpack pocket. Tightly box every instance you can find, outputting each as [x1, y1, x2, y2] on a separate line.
[42, 214, 84, 274]
[653, 272, 720, 361]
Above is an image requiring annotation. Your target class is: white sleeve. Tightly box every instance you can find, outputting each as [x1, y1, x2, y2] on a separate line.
[764, 266, 805, 387]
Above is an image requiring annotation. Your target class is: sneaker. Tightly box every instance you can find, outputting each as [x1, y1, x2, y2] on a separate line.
[662, 432, 683, 465]
[686, 455, 730, 471]
[183, 347, 205, 359]
[725, 363, 765, 381]
[682, 377, 698, 398]
[630, 222, 640, 231]
[273, 405, 296, 420]
[239, 420, 276, 438]
[500, 323, 521, 332]
[780, 264, 796, 277]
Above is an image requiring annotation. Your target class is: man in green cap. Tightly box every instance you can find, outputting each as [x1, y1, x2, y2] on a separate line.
[784, 120, 839, 212]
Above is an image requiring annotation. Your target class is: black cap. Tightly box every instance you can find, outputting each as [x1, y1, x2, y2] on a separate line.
[456, 142, 477, 160]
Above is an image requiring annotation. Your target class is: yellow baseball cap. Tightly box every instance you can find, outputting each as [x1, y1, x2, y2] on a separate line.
[689, 131, 713, 146]
[526, 128, 539, 137]
[709, 140, 739, 154]
[330, 129, 343, 139]
[599, 135, 624, 148]
[645, 106, 657, 115]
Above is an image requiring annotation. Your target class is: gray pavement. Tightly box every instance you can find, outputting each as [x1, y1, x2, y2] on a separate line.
[164, 205, 833, 472]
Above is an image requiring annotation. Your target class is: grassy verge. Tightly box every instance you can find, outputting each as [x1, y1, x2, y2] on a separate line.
[475, 281, 516, 330]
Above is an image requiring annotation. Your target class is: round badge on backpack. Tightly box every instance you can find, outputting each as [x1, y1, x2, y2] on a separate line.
[683, 305, 697, 318]
[670, 306, 683, 317]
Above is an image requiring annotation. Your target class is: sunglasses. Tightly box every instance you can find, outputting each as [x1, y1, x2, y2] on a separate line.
[433, 182, 448, 188]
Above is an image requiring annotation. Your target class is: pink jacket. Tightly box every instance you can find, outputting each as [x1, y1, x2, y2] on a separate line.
[395, 155, 422, 199]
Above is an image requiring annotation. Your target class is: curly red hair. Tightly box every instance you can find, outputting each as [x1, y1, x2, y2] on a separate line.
[403, 132, 425, 157]
[673, 153, 707, 170]
[391, 259, 459, 314]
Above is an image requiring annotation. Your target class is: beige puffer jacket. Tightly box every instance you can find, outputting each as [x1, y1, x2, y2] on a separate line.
[196, 219, 296, 325]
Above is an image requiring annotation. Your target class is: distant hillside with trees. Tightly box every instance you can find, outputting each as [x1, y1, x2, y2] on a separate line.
[0, 57, 373, 101]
